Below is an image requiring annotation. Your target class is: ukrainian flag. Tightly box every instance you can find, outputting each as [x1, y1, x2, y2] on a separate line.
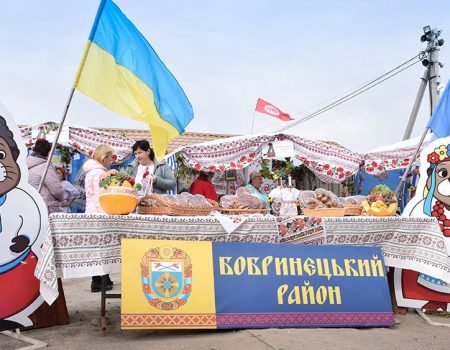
[74, 0, 193, 159]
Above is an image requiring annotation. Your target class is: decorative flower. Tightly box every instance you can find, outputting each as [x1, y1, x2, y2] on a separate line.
[345, 171, 351, 177]
[377, 165, 384, 171]
[194, 163, 202, 171]
[327, 170, 333, 176]
[87, 149, 94, 156]
[72, 142, 80, 150]
[366, 167, 374, 173]
[111, 154, 117, 162]
[435, 145, 448, 160]
[323, 164, 330, 170]
[427, 152, 440, 164]
[248, 153, 255, 158]
[219, 165, 225, 171]
[336, 167, 344, 173]
[208, 165, 216, 171]
[371, 161, 378, 167]
[338, 173, 345, 179]
[239, 155, 247, 162]
[230, 162, 236, 169]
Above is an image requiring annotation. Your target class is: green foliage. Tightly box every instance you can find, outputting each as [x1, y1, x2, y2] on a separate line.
[99, 171, 140, 190]
[367, 185, 396, 205]
[56, 145, 72, 165]
[175, 153, 198, 183]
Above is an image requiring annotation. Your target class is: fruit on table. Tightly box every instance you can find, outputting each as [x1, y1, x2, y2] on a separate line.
[99, 171, 141, 191]
[362, 185, 398, 216]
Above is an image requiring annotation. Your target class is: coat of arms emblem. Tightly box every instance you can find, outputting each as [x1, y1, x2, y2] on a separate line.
[140, 246, 192, 310]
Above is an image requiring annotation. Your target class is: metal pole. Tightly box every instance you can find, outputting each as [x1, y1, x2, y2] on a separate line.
[394, 127, 429, 196]
[403, 70, 429, 140]
[37, 88, 75, 193]
[250, 111, 256, 134]
[428, 46, 442, 112]
[396, 27, 443, 197]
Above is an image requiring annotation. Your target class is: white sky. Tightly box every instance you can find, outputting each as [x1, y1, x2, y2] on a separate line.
[0, 0, 449, 153]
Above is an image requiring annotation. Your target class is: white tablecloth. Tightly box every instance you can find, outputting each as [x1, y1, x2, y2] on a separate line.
[278, 216, 450, 285]
[35, 213, 279, 304]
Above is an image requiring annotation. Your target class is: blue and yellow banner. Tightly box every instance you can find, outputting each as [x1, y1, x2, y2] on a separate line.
[121, 240, 394, 329]
[74, 0, 193, 160]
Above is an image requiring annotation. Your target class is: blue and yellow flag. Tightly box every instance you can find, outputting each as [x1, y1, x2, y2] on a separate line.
[74, 0, 193, 159]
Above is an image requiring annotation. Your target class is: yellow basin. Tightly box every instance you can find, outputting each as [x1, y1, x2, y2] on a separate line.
[99, 186, 139, 215]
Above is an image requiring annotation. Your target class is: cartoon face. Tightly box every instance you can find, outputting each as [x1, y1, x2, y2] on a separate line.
[0, 136, 20, 196]
[426, 160, 450, 206]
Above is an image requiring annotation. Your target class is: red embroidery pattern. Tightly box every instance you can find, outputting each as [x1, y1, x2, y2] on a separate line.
[431, 201, 450, 237]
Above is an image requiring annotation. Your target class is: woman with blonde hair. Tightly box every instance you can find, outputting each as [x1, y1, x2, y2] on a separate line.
[83, 145, 116, 214]
[82, 144, 116, 292]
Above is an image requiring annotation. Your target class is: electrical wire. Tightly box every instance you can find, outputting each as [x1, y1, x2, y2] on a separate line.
[276, 54, 421, 133]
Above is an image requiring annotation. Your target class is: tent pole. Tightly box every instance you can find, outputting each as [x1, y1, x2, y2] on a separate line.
[394, 127, 429, 197]
[37, 88, 76, 193]
[250, 111, 256, 134]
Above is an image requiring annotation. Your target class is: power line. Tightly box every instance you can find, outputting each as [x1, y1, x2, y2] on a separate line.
[276, 54, 421, 133]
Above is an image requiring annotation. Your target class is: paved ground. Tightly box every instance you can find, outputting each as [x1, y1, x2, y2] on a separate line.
[1, 274, 449, 350]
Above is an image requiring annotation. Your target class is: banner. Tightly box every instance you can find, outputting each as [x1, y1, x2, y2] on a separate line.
[122, 239, 394, 329]
[255, 98, 293, 121]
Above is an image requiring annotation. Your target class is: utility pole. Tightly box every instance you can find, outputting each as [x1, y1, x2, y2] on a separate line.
[396, 26, 444, 196]
[402, 26, 444, 140]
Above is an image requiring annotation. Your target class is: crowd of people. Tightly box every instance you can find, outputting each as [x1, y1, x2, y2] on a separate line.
[26, 139, 270, 292]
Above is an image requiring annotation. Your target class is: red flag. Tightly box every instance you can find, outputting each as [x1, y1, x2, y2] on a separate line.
[255, 98, 293, 121]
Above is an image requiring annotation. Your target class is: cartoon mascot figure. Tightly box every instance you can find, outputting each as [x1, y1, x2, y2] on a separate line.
[0, 111, 47, 330]
[398, 138, 450, 311]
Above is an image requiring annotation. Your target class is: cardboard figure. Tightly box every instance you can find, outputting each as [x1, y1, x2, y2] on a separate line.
[397, 137, 450, 311]
[0, 105, 48, 330]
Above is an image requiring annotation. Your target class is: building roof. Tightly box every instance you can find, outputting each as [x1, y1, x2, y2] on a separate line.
[94, 127, 237, 153]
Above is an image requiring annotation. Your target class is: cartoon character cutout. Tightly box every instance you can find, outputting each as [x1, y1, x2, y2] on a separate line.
[396, 137, 450, 311]
[0, 106, 48, 330]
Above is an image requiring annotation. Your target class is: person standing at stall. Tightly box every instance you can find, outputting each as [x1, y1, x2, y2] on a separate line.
[125, 140, 176, 195]
[56, 167, 80, 213]
[83, 144, 116, 292]
[26, 139, 65, 214]
[245, 171, 270, 209]
[190, 171, 218, 201]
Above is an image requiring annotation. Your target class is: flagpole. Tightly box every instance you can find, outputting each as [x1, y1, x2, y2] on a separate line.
[250, 111, 256, 134]
[394, 127, 429, 196]
[37, 1, 107, 193]
[37, 89, 76, 193]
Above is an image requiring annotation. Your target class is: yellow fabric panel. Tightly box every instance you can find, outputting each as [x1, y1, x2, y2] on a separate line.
[74, 42, 179, 160]
[121, 239, 217, 329]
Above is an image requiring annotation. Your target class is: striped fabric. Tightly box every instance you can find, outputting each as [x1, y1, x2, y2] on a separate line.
[165, 153, 178, 194]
